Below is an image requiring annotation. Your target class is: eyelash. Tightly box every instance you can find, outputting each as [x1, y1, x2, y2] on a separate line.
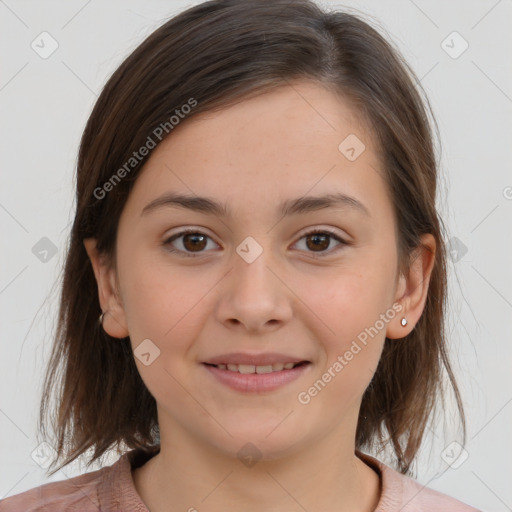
[163, 228, 348, 259]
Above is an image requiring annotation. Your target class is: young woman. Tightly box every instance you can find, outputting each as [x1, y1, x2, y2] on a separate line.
[1, 0, 481, 510]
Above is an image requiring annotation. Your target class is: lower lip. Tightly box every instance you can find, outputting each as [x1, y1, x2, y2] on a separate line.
[202, 363, 311, 393]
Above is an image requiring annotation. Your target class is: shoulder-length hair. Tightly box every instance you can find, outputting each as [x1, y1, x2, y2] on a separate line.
[39, 0, 465, 476]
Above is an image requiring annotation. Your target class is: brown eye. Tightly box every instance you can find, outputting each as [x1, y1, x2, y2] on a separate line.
[294, 229, 347, 257]
[182, 232, 207, 252]
[164, 229, 218, 257]
[305, 233, 330, 252]
[164, 228, 347, 259]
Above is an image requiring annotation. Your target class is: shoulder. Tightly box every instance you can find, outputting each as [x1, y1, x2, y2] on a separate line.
[0, 446, 156, 512]
[356, 451, 482, 512]
[0, 466, 107, 512]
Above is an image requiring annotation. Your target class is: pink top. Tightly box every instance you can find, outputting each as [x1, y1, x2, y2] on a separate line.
[0, 445, 481, 511]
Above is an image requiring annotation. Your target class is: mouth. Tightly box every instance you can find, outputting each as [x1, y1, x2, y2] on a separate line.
[201, 360, 312, 393]
[203, 361, 310, 374]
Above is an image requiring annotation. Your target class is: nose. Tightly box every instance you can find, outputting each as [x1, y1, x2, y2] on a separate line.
[214, 245, 293, 334]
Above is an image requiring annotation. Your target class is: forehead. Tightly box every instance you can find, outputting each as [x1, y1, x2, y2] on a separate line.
[124, 80, 391, 221]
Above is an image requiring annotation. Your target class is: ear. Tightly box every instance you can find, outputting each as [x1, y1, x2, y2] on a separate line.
[83, 238, 129, 339]
[386, 233, 436, 339]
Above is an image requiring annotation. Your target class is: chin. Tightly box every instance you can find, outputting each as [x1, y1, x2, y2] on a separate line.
[204, 424, 307, 463]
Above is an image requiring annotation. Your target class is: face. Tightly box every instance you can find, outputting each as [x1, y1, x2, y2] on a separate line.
[85, 80, 422, 461]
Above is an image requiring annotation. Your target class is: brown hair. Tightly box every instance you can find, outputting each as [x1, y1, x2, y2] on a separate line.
[39, 0, 465, 476]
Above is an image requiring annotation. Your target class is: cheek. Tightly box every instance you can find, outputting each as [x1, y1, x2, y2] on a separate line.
[298, 264, 392, 391]
[297, 276, 388, 414]
[304, 266, 390, 341]
[118, 248, 209, 350]
[119, 257, 209, 408]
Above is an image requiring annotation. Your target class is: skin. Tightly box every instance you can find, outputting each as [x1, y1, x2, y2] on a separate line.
[84, 80, 435, 512]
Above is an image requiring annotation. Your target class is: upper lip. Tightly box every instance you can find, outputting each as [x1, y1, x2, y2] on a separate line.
[203, 352, 310, 366]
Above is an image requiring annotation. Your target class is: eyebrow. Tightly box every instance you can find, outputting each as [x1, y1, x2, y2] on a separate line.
[141, 191, 371, 218]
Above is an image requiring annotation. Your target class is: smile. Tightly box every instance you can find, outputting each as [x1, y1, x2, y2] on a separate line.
[202, 361, 311, 392]
[205, 361, 307, 374]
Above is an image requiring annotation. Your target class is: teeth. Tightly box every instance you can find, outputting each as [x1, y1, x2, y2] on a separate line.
[238, 364, 256, 374]
[256, 365, 273, 374]
[215, 362, 301, 373]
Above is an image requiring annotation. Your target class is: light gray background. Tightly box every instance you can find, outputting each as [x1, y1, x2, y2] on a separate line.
[1, 1, 511, 510]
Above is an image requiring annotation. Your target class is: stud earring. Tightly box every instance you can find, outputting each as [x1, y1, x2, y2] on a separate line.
[400, 317, 408, 327]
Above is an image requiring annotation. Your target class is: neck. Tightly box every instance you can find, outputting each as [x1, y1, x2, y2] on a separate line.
[132, 424, 381, 512]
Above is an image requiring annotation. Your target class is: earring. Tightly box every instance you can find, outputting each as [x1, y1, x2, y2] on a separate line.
[99, 311, 106, 325]
[400, 317, 408, 327]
